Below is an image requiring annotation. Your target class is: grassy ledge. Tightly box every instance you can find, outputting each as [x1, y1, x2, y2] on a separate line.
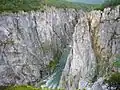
[0, 85, 64, 90]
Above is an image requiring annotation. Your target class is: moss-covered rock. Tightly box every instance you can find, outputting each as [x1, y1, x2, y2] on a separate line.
[105, 72, 120, 89]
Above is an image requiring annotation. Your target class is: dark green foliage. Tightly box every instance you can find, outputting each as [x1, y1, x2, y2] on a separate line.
[46, 0, 99, 11]
[0, 0, 103, 12]
[102, 0, 120, 8]
[93, 4, 105, 11]
[105, 73, 120, 89]
[94, 0, 120, 11]
[47, 50, 62, 72]
[0, 86, 9, 90]
[0, 0, 43, 12]
[104, 55, 120, 89]
[0, 85, 64, 90]
[113, 55, 120, 68]
[0, 0, 120, 12]
[5, 85, 39, 90]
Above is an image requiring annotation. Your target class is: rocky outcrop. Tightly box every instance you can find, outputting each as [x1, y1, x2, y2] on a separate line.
[0, 7, 78, 85]
[0, 5, 120, 90]
[60, 5, 120, 90]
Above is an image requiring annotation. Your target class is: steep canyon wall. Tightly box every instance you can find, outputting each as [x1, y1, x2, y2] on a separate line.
[0, 6, 120, 89]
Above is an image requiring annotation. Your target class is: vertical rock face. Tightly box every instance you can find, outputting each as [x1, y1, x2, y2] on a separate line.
[0, 5, 120, 89]
[60, 5, 120, 90]
[0, 7, 77, 85]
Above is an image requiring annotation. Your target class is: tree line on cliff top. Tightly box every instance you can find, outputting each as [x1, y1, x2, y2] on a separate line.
[0, 0, 120, 12]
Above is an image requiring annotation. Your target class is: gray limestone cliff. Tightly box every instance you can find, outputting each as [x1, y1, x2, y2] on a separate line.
[60, 6, 120, 90]
[0, 5, 120, 89]
[0, 7, 78, 85]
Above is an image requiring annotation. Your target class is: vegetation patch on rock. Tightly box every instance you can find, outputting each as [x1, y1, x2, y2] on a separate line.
[0, 85, 64, 90]
[105, 72, 120, 90]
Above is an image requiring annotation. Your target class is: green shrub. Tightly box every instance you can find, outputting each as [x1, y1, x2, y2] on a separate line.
[102, 0, 120, 8]
[0, 0, 43, 12]
[47, 50, 62, 72]
[104, 55, 120, 89]
[0, 86, 9, 90]
[94, 0, 120, 11]
[2, 85, 39, 90]
[46, 0, 99, 11]
[1, 85, 64, 90]
[0, 0, 103, 12]
[113, 55, 120, 68]
[105, 72, 120, 88]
